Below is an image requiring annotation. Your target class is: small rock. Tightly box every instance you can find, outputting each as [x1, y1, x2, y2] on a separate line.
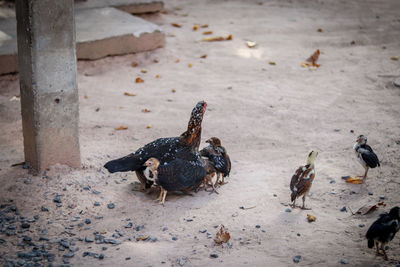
[124, 222, 133, 228]
[285, 208, 292, 213]
[63, 252, 74, 258]
[210, 254, 218, 258]
[199, 229, 207, 233]
[99, 253, 104, 260]
[53, 195, 62, 203]
[85, 236, 94, 243]
[126, 257, 131, 260]
[162, 227, 168, 231]
[107, 203, 115, 209]
[273, 194, 277, 197]
[340, 258, 349, 264]
[136, 225, 144, 231]
[41, 206, 49, 212]
[394, 79, 400, 88]
[379, 196, 386, 200]
[359, 224, 365, 228]
[368, 192, 374, 196]
[172, 236, 178, 241]
[330, 180, 336, 184]
[94, 202, 100, 207]
[104, 238, 120, 245]
[21, 222, 30, 229]
[297, 233, 301, 236]
[293, 255, 301, 263]
[102, 247, 107, 251]
[186, 219, 193, 222]
[85, 219, 91, 224]
[92, 190, 101, 195]
[340, 206, 347, 212]
[255, 225, 261, 228]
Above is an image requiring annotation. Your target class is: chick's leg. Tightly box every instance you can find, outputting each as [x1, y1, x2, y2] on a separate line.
[214, 173, 221, 187]
[155, 188, 163, 202]
[363, 167, 369, 179]
[160, 188, 168, 205]
[301, 195, 311, 210]
[291, 199, 296, 208]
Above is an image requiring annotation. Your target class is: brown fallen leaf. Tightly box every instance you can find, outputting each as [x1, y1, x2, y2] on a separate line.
[351, 40, 356, 45]
[141, 69, 147, 73]
[136, 235, 149, 241]
[246, 41, 257, 48]
[356, 205, 378, 215]
[155, 75, 161, 79]
[131, 62, 138, 67]
[203, 34, 233, 42]
[136, 77, 144, 83]
[193, 24, 200, 31]
[391, 56, 399, 61]
[214, 225, 231, 245]
[201, 24, 209, 28]
[100, 230, 107, 235]
[306, 49, 321, 67]
[115, 126, 128, 130]
[188, 63, 193, 68]
[175, 59, 180, 63]
[172, 23, 182, 28]
[307, 214, 316, 222]
[317, 28, 323, 32]
[269, 61, 276, 65]
[203, 31, 213, 35]
[200, 54, 207, 58]
[146, 125, 153, 129]
[153, 59, 159, 63]
[124, 92, 136, 96]
[141, 108, 151, 113]
[84, 95, 88, 99]
[171, 89, 176, 93]
[377, 201, 387, 207]
[345, 176, 364, 184]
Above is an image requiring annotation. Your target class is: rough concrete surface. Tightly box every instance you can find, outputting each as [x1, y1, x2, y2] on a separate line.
[0, 0, 400, 266]
[75, 0, 164, 14]
[0, 5, 164, 74]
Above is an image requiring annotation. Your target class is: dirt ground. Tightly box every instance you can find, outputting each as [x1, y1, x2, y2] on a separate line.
[1, 0, 400, 266]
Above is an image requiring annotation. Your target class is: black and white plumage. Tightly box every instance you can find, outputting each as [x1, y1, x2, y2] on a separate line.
[104, 101, 207, 192]
[366, 206, 400, 260]
[200, 137, 231, 186]
[353, 135, 380, 179]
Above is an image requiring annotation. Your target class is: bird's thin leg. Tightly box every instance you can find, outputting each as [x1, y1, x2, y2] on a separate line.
[214, 173, 221, 187]
[375, 241, 380, 255]
[155, 188, 163, 202]
[291, 199, 296, 208]
[209, 182, 219, 195]
[301, 195, 311, 210]
[363, 167, 369, 180]
[160, 189, 167, 206]
[380, 243, 388, 260]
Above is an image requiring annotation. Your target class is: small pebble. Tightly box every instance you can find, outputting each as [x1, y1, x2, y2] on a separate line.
[368, 192, 374, 196]
[162, 227, 168, 231]
[330, 180, 336, 184]
[85, 236, 94, 243]
[285, 208, 292, 213]
[293, 255, 301, 263]
[255, 225, 261, 229]
[297, 233, 301, 236]
[107, 203, 115, 209]
[340, 258, 349, 264]
[340, 206, 347, 212]
[210, 254, 218, 258]
[172, 236, 178, 241]
[379, 196, 386, 200]
[94, 202, 100, 207]
[199, 229, 207, 233]
[359, 224, 365, 228]
[53, 195, 62, 203]
[85, 219, 91, 224]
[125, 257, 131, 260]
[41, 206, 49, 212]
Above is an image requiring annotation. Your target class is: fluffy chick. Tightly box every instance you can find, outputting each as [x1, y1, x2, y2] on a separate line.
[143, 158, 167, 205]
[353, 135, 380, 179]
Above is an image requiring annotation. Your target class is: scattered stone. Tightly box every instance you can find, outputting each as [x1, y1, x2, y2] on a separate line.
[368, 192, 374, 196]
[63, 252, 75, 258]
[255, 225, 261, 228]
[92, 190, 101, 195]
[162, 227, 168, 231]
[340, 258, 349, 264]
[394, 79, 400, 88]
[83, 186, 90, 191]
[53, 195, 62, 203]
[39, 236, 49, 241]
[102, 247, 107, 251]
[172, 236, 178, 241]
[136, 225, 144, 231]
[359, 224, 365, 228]
[107, 203, 115, 209]
[293, 255, 301, 263]
[124, 222, 133, 228]
[41, 206, 49, 212]
[340, 206, 347, 212]
[21, 222, 30, 229]
[297, 233, 301, 236]
[85, 236, 94, 243]
[210, 254, 218, 258]
[186, 218, 193, 222]
[150, 236, 158, 242]
[104, 238, 120, 245]
[77, 223, 84, 227]
[199, 229, 207, 233]
[85, 219, 91, 224]
[285, 208, 292, 213]
[379, 196, 386, 200]
[330, 180, 336, 184]
[95, 216, 103, 220]
[126, 257, 131, 260]
[94, 202, 101, 207]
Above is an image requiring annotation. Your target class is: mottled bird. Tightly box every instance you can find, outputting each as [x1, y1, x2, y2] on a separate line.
[200, 137, 231, 186]
[353, 135, 380, 179]
[104, 101, 207, 192]
[366, 206, 400, 260]
[290, 151, 318, 210]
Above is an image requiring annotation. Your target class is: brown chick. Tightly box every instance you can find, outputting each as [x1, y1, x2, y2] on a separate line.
[143, 157, 167, 205]
[290, 151, 318, 210]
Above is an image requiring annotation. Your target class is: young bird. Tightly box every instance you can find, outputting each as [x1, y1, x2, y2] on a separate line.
[143, 158, 167, 205]
[366, 206, 400, 260]
[290, 151, 318, 210]
[198, 158, 219, 194]
[353, 135, 380, 179]
[200, 137, 231, 186]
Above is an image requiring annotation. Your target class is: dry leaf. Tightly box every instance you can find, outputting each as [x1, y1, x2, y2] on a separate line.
[188, 63, 193, 68]
[246, 41, 257, 48]
[351, 40, 356, 45]
[203, 34, 233, 42]
[155, 75, 161, 79]
[203, 31, 213, 35]
[391, 56, 399, 61]
[171, 89, 176, 93]
[124, 92, 136, 96]
[317, 28, 323, 32]
[146, 125, 153, 129]
[175, 59, 180, 63]
[200, 54, 207, 58]
[141, 69, 147, 73]
[131, 62, 138, 67]
[136, 77, 144, 83]
[119, 106, 124, 109]
[307, 214, 316, 222]
[100, 230, 107, 234]
[193, 24, 200, 31]
[201, 24, 209, 28]
[84, 95, 88, 99]
[214, 225, 231, 245]
[306, 49, 321, 66]
[153, 59, 159, 63]
[269, 61, 276, 65]
[136, 235, 149, 241]
[115, 126, 128, 130]
[356, 205, 378, 215]
[345, 176, 364, 184]
[141, 108, 151, 113]
[377, 201, 387, 207]
[172, 23, 182, 28]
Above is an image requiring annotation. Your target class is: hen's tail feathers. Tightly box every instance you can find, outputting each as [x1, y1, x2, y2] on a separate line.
[104, 154, 142, 173]
[368, 239, 374, 248]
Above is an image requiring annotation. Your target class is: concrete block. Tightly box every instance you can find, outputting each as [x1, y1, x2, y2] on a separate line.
[75, 0, 164, 14]
[0, 6, 165, 74]
[76, 7, 165, 60]
[16, 0, 81, 172]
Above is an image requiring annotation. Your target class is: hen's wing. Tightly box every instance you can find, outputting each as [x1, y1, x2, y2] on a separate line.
[104, 137, 181, 173]
[157, 158, 206, 192]
[359, 148, 380, 168]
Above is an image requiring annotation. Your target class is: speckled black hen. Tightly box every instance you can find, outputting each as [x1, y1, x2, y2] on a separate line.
[104, 101, 207, 192]
[366, 206, 400, 260]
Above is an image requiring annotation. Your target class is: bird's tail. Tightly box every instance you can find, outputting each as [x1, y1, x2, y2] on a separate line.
[104, 154, 142, 173]
[291, 192, 297, 202]
[367, 239, 374, 249]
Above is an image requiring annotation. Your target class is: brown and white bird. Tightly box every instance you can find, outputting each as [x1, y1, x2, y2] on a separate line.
[198, 158, 219, 194]
[290, 151, 318, 210]
[200, 137, 231, 186]
[353, 135, 380, 179]
[143, 158, 167, 204]
[366, 206, 400, 260]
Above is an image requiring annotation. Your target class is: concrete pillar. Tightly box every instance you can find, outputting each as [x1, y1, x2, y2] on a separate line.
[16, 0, 81, 172]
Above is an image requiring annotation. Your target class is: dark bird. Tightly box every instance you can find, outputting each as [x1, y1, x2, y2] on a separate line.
[197, 158, 219, 194]
[353, 135, 380, 179]
[290, 151, 318, 210]
[104, 101, 207, 192]
[143, 157, 207, 205]
[199, 137, 231, 186]
[366, 206, 400, 260]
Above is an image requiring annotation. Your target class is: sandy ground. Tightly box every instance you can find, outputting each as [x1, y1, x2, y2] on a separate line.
[1, 0, 400, 266]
